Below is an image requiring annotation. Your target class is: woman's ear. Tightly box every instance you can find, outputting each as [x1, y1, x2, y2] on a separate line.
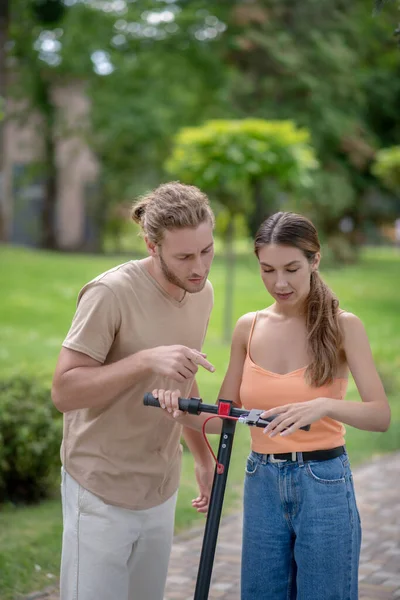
[313, 252, 321, 271]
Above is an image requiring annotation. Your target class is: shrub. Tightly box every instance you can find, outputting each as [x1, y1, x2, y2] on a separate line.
[0, 376, 62, 504]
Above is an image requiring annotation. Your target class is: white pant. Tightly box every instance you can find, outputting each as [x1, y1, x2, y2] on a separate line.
[60, 468, 177, 600]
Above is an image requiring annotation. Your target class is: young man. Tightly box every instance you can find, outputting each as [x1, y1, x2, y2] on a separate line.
[52, 182, 216, 600]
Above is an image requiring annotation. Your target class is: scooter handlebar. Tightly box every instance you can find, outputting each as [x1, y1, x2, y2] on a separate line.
[143, 392, 203, 414]
[143, 393, 310, 431]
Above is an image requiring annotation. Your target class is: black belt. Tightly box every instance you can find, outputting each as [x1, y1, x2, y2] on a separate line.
[267, 446, 345, 463]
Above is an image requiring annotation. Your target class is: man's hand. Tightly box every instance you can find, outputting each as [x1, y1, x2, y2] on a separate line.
[150, 346, 215, 383]
[192, 462, 215, 514]
[261, 398, 329, 437]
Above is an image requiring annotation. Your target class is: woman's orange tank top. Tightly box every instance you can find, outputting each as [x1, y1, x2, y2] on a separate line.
[239, 312, 347, 453]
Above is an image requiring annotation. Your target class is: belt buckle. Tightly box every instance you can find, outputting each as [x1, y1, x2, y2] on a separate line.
[269, 452, 297, 463]
[269, 454, 288, 463]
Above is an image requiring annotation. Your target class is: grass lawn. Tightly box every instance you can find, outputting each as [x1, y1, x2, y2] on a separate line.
[0, 244, 399, 599]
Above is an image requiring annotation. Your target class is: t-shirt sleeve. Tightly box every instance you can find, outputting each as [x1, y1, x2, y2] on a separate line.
[62, 283, 121, 363]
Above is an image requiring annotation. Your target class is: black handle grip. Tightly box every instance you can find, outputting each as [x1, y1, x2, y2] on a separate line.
[143, 394, 161, 408]
[254, 418, 311, 432]
[143, 393, 202, 415]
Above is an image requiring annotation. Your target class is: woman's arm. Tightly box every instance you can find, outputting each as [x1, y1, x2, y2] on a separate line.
[152, 312, 253, 433]
[261, 312, 391, 436]
[181, 379, 218, 461]
[181, 379, 217, 514]
[324, 312, 391, 431]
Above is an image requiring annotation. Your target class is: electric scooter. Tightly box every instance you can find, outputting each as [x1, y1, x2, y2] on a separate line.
[143, 393, 310, 600]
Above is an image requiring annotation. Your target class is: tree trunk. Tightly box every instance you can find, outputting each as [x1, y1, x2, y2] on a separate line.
[223, 215, 235, 344]
[248, 178, 269, 238]
[248, 178, 283, 237]
[36, 74, 59, 250]
[92, 179, 110, 253]
[0, 0, 9, 242]
[41, 110, 58, 249]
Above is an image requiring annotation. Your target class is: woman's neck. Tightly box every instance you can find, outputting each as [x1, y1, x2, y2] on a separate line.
[272, 300, 307, 319]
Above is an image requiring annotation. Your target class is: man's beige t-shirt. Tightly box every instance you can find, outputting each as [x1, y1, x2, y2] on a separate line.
[61, 260, 213, 510]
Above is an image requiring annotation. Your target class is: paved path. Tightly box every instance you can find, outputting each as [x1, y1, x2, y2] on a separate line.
[24, 452, 400, 600]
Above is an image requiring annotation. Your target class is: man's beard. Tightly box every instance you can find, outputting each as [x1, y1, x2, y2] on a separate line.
[159, 252, 208, 294]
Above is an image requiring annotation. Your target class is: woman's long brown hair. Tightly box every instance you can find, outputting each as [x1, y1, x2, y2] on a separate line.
[254, 212, 341, 387]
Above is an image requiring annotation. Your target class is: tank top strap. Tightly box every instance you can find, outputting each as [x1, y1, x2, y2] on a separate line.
[247, 311, 259, 354]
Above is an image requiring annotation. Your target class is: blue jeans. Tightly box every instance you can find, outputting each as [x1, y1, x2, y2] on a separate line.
[241, 450, 361, 600]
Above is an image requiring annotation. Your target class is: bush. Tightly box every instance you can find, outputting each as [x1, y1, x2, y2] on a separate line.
[0, 376, 62, 504]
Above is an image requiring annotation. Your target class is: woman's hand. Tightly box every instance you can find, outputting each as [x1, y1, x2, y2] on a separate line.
[192, 462, 214, 514]
[152, 388, 186, 419]
[261, 398, 330, 437]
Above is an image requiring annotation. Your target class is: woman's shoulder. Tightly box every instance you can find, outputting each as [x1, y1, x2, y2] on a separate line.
[231, 311, 256, 343]
[338, 309, 361, 323]
[235, 311, 257, 331]
[235, 306, 274, 328]
[338, 310, 366, 339]
[233, 308, 275, 344]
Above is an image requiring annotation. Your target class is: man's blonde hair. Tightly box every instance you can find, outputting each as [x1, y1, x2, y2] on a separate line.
[131, 182, 215, 244]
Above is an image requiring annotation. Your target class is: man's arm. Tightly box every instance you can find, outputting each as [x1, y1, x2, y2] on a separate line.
[52, 282, 214, 413]
[52, 347, 152, 412]
[52, 346, 214, 413]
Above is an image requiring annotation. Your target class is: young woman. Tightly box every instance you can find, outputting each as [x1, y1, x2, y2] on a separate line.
[153, 211, 391, 600]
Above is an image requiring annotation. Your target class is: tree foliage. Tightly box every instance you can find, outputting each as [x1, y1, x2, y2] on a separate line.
[166, 117, 317, 339]
[167, 119, 317, 206]
[217, 0, 400, 239]
[372, 146, 400, 192]
[4, 0, 400, 250]
[374, 0, 400, 40]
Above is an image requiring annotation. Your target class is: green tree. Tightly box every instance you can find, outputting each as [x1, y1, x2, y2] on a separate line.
[84, 1, 232, 247]
[6, 0, 399, 252]
[7, 0, 231, 249]
[372, 146, 400, 192]
[212, 0, 400, 241]
[166, 118, 317, 341]
[0, 0, 9, 241]
[9, 0, 76, 248]
[374, 0, 400, 40]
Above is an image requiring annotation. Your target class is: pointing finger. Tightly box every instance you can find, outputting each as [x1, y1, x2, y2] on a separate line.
[191, 352, 215, 373]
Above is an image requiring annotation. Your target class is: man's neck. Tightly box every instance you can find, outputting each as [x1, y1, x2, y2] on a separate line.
[140, 257, 186, 302]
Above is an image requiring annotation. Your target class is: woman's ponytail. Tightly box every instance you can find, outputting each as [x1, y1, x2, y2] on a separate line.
[305, 270, 342, 386]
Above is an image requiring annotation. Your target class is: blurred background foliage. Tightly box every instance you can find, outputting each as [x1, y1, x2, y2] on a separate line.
[0, 0, 399, 255]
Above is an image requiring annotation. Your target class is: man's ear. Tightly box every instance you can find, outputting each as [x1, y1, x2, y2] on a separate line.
[145, 236, 157, 257]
